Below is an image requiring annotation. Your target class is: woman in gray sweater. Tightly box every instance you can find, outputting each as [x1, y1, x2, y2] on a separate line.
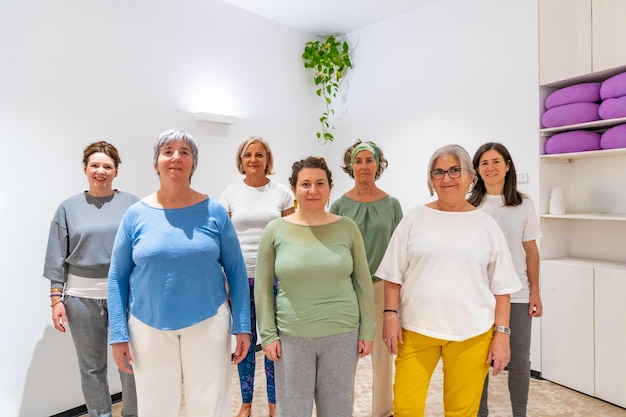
[43, 141, 139, 417]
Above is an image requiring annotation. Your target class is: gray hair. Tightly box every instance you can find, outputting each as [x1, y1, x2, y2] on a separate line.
[426, 144, 476, 196]
[153, 129, 199, 181]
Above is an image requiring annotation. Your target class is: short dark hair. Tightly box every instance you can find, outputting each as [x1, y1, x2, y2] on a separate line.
[82, 141, 122, 168]
[289, 156, 333, 189]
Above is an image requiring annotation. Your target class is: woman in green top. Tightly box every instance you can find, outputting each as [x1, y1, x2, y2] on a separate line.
[330, 140, 403, 417]
[255, 156, 375, 417]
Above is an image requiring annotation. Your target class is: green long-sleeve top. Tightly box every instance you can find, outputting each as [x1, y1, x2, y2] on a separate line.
[255, 217, 375, 347]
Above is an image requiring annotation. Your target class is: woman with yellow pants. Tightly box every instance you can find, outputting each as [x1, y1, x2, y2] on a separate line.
[376, 144, 521, 417]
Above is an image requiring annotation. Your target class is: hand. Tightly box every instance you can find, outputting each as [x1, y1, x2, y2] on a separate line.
[232, 333, 251, 364]
[529, 293, 543, 317]
[112, 342, 134, 374]
[486, 333, 510, 376]
[51, 302, 67, 333]
[358, 340, 373, 357]
[382, 316, 403, 355]
[262, 340, 281, 362]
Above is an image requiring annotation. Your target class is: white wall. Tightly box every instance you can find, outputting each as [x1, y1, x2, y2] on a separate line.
[0, 0, 540, 415]
[0, 1, 320, 416]
[327, 0, 542, 370]
[328, 0, 539, 207]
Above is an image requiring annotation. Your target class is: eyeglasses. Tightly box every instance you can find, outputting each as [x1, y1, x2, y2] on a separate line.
[430, 166, 463, 180]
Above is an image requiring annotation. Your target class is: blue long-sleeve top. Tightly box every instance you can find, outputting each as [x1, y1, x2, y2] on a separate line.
[108, 198, 250, 344]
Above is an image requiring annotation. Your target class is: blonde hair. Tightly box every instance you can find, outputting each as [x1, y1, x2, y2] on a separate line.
[235, 136, 275, 175]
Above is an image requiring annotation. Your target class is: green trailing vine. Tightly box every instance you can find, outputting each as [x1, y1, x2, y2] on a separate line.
[302, 34, 353, 143]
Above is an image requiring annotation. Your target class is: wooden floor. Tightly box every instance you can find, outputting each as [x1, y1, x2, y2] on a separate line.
[101, 351, 626, 417]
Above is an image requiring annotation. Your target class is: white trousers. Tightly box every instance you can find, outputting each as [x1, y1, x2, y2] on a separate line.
[128, 303, 232, 417]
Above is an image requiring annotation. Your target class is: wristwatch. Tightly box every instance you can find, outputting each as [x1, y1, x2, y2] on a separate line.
[494, 325, 511, 335]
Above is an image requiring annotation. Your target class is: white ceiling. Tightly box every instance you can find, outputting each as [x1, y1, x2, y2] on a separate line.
[221, 0, 439, 35]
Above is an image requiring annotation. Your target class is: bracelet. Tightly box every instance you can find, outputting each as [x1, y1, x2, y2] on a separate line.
[494, 325, 511, 335]
[50, 294, 63, 297]
[384, 315, 398, 320]
[50, 299, 63, 307]
[383, 309, 398, 314]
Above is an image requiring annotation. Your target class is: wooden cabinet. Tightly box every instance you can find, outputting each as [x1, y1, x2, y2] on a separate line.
[538, 101, 626, 408]
[539, 0, 626, 86]
[540, 260, 595, 396]
[541, 260, 626, 405]
[538, 0, 626, 407]
[594, 265, 626, 408]
[539, 0, 591, 85]
[592, 0, 626, 72]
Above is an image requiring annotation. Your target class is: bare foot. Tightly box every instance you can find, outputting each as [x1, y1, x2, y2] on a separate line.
[235, 403, 252, 417]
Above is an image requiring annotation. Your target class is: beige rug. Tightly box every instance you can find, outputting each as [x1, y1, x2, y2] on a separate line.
[105, 350, 626, 416]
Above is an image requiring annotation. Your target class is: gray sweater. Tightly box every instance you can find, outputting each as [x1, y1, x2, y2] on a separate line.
[43, 191, 139, 289]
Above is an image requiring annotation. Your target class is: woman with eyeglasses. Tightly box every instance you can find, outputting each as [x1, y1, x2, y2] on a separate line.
[376, 144, 521, 417]
[469, 142, 542, 417]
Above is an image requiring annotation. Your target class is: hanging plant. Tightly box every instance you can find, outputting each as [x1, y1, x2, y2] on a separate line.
[302, 34, 353, 143]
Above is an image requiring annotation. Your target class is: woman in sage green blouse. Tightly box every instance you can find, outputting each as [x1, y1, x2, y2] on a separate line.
[255, 156, 375, 417]
[330, 140, 403, 417]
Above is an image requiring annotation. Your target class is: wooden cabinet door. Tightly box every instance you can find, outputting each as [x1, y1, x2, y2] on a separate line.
[541, 260, 595, 396]
[594, 265, 626, 408]
[592, 0, 626, 72]
[539, 0, 592, 85]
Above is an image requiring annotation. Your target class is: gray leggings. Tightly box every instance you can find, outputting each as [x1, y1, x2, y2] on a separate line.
[275, 330, 359, 417]
[477, 303, 532, 417]
[65, 296, 138, 417]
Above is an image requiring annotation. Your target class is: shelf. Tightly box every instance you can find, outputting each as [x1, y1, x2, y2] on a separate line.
[540, 64, 626, 88]
[540, 147, 626, 162]
[540, 213, 626, 221]
[540, 116, 626, 136]
[541, 257, 626, 269]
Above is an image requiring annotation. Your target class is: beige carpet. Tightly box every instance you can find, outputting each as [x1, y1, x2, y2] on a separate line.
[105, 350, 626, 416]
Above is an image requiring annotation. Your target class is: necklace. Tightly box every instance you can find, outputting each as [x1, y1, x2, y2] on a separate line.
[85, 192, 114, 209]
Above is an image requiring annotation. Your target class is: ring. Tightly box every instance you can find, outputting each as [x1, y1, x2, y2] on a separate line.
[383, 339, 388, 342]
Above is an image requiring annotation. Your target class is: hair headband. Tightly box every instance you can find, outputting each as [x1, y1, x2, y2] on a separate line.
[349, 143, 379, 172]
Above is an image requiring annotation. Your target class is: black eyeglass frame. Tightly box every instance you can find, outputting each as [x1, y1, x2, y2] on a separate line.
[430, 166, 463, 180]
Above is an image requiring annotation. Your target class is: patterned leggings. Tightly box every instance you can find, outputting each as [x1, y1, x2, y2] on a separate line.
[238, 278, 276, 404]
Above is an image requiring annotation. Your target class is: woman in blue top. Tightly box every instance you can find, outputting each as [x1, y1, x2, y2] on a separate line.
[108, 129, 251, 417]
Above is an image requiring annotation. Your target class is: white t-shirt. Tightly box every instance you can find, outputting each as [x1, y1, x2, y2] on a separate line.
[376, 205, 521, 341]
[219, 179, 294, 276]
[478, 195, 542, 303]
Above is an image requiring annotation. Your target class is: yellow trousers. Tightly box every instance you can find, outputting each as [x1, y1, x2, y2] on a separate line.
[393, 328, 492, 417]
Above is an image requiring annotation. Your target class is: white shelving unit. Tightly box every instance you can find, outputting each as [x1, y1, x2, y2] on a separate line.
[538, 0, 626, 407]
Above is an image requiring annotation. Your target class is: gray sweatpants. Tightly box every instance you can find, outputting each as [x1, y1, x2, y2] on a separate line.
[275, 329, 359, 417]
[477, 303, 533, 417]
[65, 296, 138, 417]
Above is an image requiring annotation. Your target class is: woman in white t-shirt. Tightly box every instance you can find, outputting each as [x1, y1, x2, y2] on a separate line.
[376, 144, 521, 417]
[219, 136, 295, 417]
[469, 142, 543, 417]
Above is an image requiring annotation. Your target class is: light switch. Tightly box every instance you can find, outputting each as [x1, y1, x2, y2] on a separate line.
[517, 171, 528, 184]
